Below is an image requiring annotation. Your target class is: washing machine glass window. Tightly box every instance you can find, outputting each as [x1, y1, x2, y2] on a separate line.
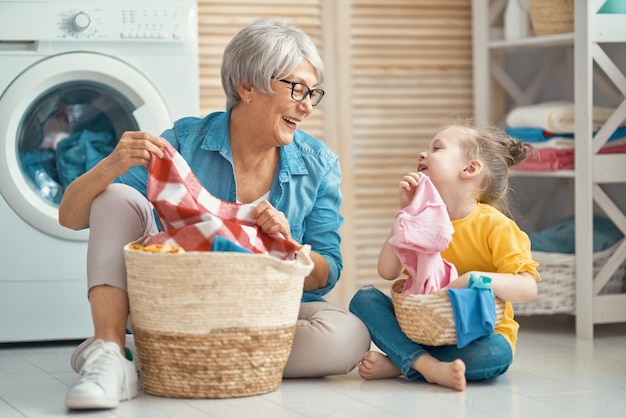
[17, 81, 139, 207]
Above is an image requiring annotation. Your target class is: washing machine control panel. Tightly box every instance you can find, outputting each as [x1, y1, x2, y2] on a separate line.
[51, 3, 192, 41]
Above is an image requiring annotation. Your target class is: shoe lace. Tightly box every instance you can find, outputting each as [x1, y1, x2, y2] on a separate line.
[79, 341, 132, 401]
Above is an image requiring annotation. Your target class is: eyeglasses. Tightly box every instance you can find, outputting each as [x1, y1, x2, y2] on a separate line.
[278, 79, 325, 106]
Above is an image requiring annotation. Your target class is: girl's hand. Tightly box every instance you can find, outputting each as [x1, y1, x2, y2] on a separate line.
[102, 131, 167, 178]
[398, 171, 423, 208]
[441, 271, 538, 303]
[253, 200, 293, 241]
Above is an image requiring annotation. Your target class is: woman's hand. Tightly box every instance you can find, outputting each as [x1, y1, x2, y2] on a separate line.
[101, 131, 167, 178]
[253, 200, 294, 241]
[399, 171, 423, 208]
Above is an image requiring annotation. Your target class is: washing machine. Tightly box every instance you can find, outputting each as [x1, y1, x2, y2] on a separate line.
[0, 0, 199, 342]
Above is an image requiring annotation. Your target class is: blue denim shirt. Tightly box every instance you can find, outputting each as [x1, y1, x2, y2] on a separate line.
[115, 110, 344, 302]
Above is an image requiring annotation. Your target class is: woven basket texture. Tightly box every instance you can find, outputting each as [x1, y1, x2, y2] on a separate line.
[391, 279, 505, 346]
[513, 240, 626, 316]
[529, 0, 574, 35]
[124, 243, 313, 399]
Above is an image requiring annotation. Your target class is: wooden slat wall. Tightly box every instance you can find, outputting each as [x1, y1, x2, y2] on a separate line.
[197, 0, 473, 306]
[197, 0, 325, 139]
[349, 0, 473, 298]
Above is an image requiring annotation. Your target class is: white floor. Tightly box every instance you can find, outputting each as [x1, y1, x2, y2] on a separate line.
[1, 315, 625, 418]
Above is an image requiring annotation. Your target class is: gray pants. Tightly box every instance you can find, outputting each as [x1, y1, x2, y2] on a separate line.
[87, 183, 371, 378]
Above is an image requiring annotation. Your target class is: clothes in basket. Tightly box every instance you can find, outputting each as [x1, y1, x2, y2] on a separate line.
[143, 141, 299, 259]
[388, 174, 458, 294]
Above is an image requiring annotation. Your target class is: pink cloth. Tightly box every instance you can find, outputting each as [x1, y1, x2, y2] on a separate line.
[388, 175, 458, 294]
[515, 147, 575, 170]
[143, 142, 299, 259]
[515, 142, 626, 171]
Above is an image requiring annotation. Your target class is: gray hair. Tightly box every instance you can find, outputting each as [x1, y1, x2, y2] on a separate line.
[221, 17, 324, 109]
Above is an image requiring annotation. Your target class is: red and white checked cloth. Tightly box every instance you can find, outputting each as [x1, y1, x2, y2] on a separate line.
[143, 142, 299, 259]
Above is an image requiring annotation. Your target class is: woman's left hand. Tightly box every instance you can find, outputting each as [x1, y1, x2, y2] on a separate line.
[253, 200, 292, 240]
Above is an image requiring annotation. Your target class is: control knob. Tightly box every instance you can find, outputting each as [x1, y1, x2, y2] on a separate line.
[70, 12, 91, 32]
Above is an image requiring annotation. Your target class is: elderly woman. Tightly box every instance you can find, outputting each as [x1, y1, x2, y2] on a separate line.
[59, 17, 370, 410]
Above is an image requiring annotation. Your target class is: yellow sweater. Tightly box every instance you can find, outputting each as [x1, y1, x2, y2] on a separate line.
[441, 203, 541, 354]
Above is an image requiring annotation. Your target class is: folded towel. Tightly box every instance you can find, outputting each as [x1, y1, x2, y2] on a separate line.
[515, 147, 576, 170]
[506, 126, 626, 143]
[506, 101, 625, 133]
[504, 127, 554, 142]
[529, 215, 623, 253]
[514, 141, 626, 171]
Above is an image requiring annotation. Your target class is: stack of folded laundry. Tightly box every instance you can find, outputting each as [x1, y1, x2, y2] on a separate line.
[504, 101, 626, 171]
[528, 214, 623, 254]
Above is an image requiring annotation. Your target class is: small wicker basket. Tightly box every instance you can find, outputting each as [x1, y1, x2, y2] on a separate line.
[391, 279, 505, 346]
[124, 242, 313, 399]
[513, 240, 626, 316]
[529, 0, 574, 36]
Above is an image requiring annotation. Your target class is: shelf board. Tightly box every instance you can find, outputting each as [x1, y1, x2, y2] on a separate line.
[489, 33, 574, 52]
[488, 15, 625, 51]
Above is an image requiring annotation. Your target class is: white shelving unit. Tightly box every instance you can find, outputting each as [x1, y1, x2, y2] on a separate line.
[472, 0, 626, 338]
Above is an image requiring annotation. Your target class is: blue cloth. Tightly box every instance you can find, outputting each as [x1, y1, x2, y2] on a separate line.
[349, 286, 512, 381]
[529, 215, 623, 253]
[505, 127, 552, 142]
[115, 110, 344, 303]
[211, 236, 252, 253]
[505, 126, 626, 142]
[468, 272, 495, 297]
[447, 288, 497, 349]
[20, 149, 63, 204]
[56, 130, 115, 188]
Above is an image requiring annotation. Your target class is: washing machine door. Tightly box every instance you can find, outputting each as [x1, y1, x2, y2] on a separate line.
[0, 52, 172, 241]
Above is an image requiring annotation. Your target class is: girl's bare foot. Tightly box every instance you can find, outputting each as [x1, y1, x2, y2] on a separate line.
[357, 351, 402, 380]
[414, 355, 466, 391]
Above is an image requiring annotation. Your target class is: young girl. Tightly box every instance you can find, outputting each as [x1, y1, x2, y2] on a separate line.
[349, 121, 541, 391]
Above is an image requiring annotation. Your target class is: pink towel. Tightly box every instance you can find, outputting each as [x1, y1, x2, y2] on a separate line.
[514, 141, 626, 171]
[388, 175, 457, 294]
[143, 142, 299, 259]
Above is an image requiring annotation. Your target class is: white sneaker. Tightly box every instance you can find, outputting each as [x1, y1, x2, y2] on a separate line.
[70, 335, 137, 373]
[65, 340, 138, 410]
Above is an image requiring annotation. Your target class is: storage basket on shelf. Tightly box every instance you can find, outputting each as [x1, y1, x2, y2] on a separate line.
[390, 279, 506, 346]
[513, 240, 626, 315]
[529, 0, 574, 36]
[123, 242, 314, 399]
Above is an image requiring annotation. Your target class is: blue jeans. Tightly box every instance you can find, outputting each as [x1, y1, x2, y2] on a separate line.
[349, 285, 512, 381]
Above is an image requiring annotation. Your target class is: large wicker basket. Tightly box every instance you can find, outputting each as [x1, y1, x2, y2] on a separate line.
[513, 240, 626, 315]
[391, 279, 505, 346]
[123, 242, 313, 399]
[529, 0, 574, 36]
